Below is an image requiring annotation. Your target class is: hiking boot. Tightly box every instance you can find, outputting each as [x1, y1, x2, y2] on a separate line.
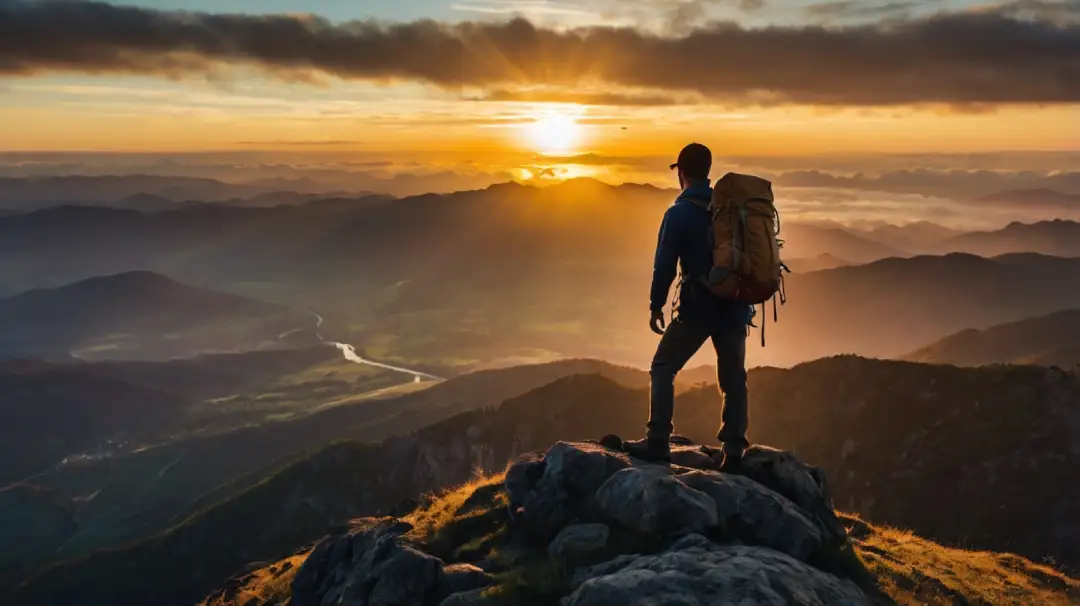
[623, 437, 671, 463]
[718, 449, 744, 473]
[669, 434, 694, 446]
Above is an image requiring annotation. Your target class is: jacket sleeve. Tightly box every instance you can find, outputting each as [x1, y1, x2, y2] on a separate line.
[650, 207, 681, 312]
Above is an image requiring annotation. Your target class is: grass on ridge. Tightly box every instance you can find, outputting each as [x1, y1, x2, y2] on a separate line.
[202, 476, 1080, 606]
[842, 513, 1080, 605]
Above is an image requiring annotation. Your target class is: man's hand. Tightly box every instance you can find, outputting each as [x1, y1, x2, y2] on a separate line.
[650, 309, 666, 335]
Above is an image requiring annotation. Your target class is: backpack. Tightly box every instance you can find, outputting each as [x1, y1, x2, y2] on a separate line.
[701, 173, 788, 341]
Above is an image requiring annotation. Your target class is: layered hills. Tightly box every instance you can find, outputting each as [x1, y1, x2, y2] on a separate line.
[905, 309, 1080, 368]
[0, 357, 663, 584]
[5, 182, 1080, 368]
[10, 356, 1077, 605]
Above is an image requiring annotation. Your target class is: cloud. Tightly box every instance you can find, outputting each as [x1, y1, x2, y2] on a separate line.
[663, 0, 768, 29]
[450, 1, 600, 18]
[531, 152, 662, 166]
[986, 0, 1080, 24]
[235, 140, 367, 147]
[470, 88, 691, 105]
[803, 0, 939, 21]
[774, 168, 1080, 199]
[0, 0, 1078, 105]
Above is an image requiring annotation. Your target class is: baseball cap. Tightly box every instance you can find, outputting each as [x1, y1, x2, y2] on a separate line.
[669, 143, 712, 179]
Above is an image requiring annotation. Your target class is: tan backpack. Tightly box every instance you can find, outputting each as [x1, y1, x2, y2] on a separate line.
[702, 173, 788, 339]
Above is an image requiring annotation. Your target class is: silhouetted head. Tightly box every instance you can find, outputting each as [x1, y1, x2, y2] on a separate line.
[669, 143, 712, 189]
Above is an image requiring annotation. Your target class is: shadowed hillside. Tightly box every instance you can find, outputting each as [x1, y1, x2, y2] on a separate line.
[0, 272, 314, 361]
[11, 357, 1076, 605]
[904, 309, 1080, 367]
[0, 358, 665, 584]
[0, 367, 183, 486]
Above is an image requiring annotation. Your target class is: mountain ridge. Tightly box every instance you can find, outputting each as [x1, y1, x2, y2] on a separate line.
[11, 356, 1077, 605]
[0, 271, 312, 361]
[904, 308, 1080, 367]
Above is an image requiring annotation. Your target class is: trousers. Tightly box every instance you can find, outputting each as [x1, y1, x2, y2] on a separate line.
[647, 317, 749, 453]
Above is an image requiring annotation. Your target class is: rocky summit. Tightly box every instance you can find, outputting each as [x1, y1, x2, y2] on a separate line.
[281, 438, 882, 606]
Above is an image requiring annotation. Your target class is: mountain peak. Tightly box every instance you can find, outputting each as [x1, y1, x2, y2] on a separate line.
[209, 436, 1079, 606]
[284, 439, 874, 606]
[4, 270, 192, 303]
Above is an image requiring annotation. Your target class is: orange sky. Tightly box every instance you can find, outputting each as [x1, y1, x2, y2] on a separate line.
[1, 1, 1078, 157]
[4, 80, 1078, 156]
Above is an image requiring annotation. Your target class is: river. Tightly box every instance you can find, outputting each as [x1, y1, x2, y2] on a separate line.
[301, 309, 444, 383]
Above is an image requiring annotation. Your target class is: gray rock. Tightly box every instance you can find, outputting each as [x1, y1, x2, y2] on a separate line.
[439, 588, 489, 606]
[681, 470, 822, 560]
[668, 445, 718, 471]
[594, 466, 719, 537]
[289, 518, 444, 606]
[507, 442, 631, 538]
[738, 446, 847, 543]
[548, 523, 611, 563]
[343, 538, 443, 605]
[565, 533, 869, 606]
[439, 563, 493, 598]
[504, 450, 545, 513]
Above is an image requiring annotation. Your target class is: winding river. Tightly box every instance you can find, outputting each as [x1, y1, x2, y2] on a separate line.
[302, 309, 444, 383]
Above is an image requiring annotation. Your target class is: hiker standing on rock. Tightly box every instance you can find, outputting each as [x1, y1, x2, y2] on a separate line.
[624, 143, 786, 470]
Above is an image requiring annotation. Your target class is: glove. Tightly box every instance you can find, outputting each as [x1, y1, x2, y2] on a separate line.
[649, 309, 666, 335]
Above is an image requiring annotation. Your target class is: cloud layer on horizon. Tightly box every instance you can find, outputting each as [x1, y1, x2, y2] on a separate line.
[1, 0, 1078, 106]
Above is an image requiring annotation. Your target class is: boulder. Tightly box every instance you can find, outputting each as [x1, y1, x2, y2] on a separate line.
[668, 444, 719, 470]
[735, 446, 848, 543]
[594, 466, 719, 537]
[291, 518, 488, 606]
[504, 450, 545, 515]
[681, 470, 822, 560]
[565, 534, 870, 606]
[506, 442, 631, 537]
[548, 523, 611, 564]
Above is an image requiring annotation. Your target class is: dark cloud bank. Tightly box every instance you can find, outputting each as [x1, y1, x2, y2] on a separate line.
[0, 0, 1078, 105]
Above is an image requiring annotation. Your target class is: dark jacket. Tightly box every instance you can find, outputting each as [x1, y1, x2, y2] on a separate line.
[649, 181, 754, 327]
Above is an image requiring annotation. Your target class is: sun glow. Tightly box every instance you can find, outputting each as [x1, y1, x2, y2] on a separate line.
[525, 109, 583, 155]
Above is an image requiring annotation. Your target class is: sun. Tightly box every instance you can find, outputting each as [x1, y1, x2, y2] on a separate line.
[526, 111, 582, 155]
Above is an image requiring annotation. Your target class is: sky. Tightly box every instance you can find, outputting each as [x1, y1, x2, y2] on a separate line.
[1, 0, 1078, 160]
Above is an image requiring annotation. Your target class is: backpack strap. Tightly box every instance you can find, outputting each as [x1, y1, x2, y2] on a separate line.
[685, 197, 710, 210]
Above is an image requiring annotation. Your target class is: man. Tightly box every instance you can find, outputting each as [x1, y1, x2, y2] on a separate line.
[623, 143, 753, 469]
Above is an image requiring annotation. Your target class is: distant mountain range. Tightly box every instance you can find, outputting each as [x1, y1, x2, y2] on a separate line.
[4, 181, 1080, 368]
[780, 223, 906, 263]
[853, 220, 962, 252]
[942, 219, 1080, 257]
[783, 253, 851, 273]
[0, 175, 352, 210]
[6, 180, 1080, 293]
[776, 169, 1080, 200]
[0, 171, 515, 209]
[905, 309, 1080, 368]
[9, 356, 1076, 605]
[0, 271, 313, 361]
[767, 253, 1080, 366]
